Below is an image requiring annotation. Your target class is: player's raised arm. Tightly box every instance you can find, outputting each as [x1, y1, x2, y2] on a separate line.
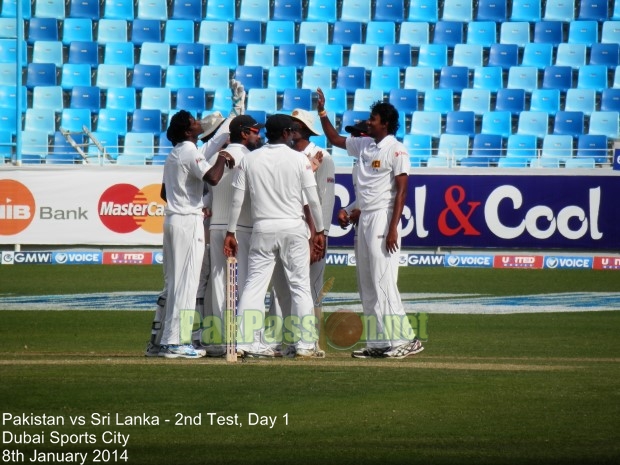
[316, 88, 347, 149]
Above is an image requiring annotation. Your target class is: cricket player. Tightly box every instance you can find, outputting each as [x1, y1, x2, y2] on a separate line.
[158, 110, 235, 359]
[315, 89, 424, 359]
[224, 114, 326, 359]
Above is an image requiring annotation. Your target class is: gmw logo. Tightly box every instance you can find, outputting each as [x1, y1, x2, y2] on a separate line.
[0, 180, 36, 236]
[98, 183, 165, 234]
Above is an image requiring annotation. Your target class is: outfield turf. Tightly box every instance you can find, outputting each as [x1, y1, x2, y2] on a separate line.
[0, 265, 619, 465]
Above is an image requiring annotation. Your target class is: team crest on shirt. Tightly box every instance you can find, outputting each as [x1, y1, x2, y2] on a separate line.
[395, 151, 405, 157]
[371, 160, 381, 168]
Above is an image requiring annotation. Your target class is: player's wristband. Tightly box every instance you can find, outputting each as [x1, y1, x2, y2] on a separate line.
[318, 110, 327, 118]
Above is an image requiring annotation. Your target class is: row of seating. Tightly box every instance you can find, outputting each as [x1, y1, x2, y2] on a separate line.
[5, 0, 620, 24]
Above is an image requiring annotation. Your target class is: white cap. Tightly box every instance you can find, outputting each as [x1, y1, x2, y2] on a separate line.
[290, 109, 321, 136]
[199, 111, 226, 139]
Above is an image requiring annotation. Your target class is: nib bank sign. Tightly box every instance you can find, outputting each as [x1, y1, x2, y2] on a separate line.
[331, 174, 620, 250]
[98, 183, 164, 234]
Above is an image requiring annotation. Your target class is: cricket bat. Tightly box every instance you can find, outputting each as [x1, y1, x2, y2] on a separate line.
[225, 256, 237, 363]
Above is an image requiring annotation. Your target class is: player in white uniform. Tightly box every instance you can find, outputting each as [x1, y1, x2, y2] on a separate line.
[202, 115, 263, 356]
[158, 110, 234, 359]
[269, 109, 335, 352]
[224, 114, 326, 359]
[316, 89, 424, 359]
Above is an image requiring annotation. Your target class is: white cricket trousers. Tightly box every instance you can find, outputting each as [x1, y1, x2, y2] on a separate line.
[357, 209, 415, 348]
[161, 214, 204, 346]
[238, 226, 317, 351]
[208, 228, 251, 344]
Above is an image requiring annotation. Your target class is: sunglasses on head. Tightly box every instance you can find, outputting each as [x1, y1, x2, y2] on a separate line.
[244, 126, 260, 134]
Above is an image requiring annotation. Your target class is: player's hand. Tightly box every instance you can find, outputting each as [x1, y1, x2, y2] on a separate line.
[385, 227, 399, 254]
[338, 209, 350, 229]
[309, 151, 323, 172]
[219, 151, 235, 169]
[349, 209, 360, 226]
[223, 232, 238, 257]
[316, 88, 325, 111]
[313, 232, 326, 261]
[202, 207, 212, 218]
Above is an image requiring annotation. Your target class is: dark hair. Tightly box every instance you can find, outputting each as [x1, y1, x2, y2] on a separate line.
[166, 110, 192, 145]
[265, 114, 293, 142]
[370, 101, 400, 135]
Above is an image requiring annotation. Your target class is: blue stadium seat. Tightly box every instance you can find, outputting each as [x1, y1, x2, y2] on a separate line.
[507, 66, 539, 93]
[32, 85, 64, 113]
[389, 89, 418, 113]
[399, 21, 430, 47]
[205, 0, 236, 21]
[521, 43, 554, 70]
[131, 19, 162, 45]
[564, 157, 596, 168]
[239, 0, 270, 20]
[342, 110, 371, 132]
[589, 111, 619, 138]
[517, 111, 549, 138]
[541, 134, 573, 164]
[382, 44, 412, 69]
[301, 66, 333, 90]
[423, 89, 454, 114]
[141, 87, 172, 113]
[332, 21, 363, 48]
[278, 44, 308, 69]
[417, 44, 448, 70]
[247, 88, 278, 113]
[369, 66, 400, 90]
[433, 21, 464, 47]
[0, 63, 18, 86]
[529, 89, 561, 116]
[281, 88, 313, 111]
[232, 20, 262, 46]
[165, 20, 195, 46]
[234, 65, 265, 90]
[452, 44, 484, 69]
[35, 0, 65, 19]
[199, 65, 230, 92]
[105, 87, 136, 112]
[408, 0, 438, 22]
[466, 21, 497, 46]
[139, 42, 170, 69]
[438, 66, 469, 93]
[26, 63, 57, 88]
[476, 0, 507, 22]
[211, 87, 233, 113]
[131, 109, 162, 134]
[577, 65, 608, 92]
[298, 21, 329, 47]
[122, 132, 156, 158]
[578, 0, 610, 21]
[103, 42, 135, 67]
[488, 43, 519, 70]
[511, 0, 542, 21]
[171, 0, 203, 21]
[208, 43, 239, 69]
[31, 40, 62, 67]
[553, 111, 584, 136]
[564, 89, 596, 117]
[62, 18, 93, 44]
[576, 134, 608, 163]
[441, 0, 474, 22]
[61, 108, 92, 132]
[97, 109, 128, 135]
[600, 88, 620, 112]
[410, 111, 442, 138]
[471, 133, 503, 163]
[137, 0, 168, 20]
[544, 0, 575, 22]
[542, 66, 573, 92]
[472, 66, 503, 92]
[533, 20, 564, 46]
[500, 21, 530, 47]
[459, 89, 491, 115]
[96, 64, 128, 89]
[175, 88, 206, 114]
[0, 18, 20, 39]
[1, 0, 31, 19]
[601, 20, 620, 44]
[103, 0, 134, 19]
[267, 66, 297, 92]
[404, 66, 435, 92]
[20, 130, 49, 160]
[555, 43, 587, 69]
[321, 88, 347, 115]
[374, 0, 405, 22]
[70, 86, 100, 111]
[366, 21, 396, 45]
[27, 18, 59, 43]
[0, 129, 12, 162]
[61, 63, 92, 90]
[86, 130, 119, 161]
[132, 64, 163, 90]
[175, 43, 206, 69]
[245, 44, 275, 69]
[97, 19, 128, 44]
[340, 0, 372, 22]
[506, 134, 537, 161]
[165, 65, 196, 90]
[0, 107, 18, 136]
[198, 21, 230, 45]
[437, 133, 470, 160]
[589, 43, 620, 69]
[265, 20, 296, 45]
[313, 44, 343, 70]
[306, 0, 337, 22]
[336, 66, 366, 94]
[613, 65, 620, 87]
[353, 88, 384, 111]
[348, 44, 379, 69]
[568, 20, 598, 46]
[272, 0, 303, 22]
[445, 111, 476, 136]
[481, 110, 512, 137]
[403, 134, 432, 164]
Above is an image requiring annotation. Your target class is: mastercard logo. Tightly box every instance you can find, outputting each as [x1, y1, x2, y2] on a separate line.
[98, 183, 165, 234]
[0, 180, 36, 236]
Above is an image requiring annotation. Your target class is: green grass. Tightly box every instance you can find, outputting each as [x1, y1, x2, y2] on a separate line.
[1, 265, 619, 465]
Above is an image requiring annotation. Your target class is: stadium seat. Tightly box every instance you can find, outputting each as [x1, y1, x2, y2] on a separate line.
[86, 130, 120, 161]
[374, 0, 405, 22]
[206, 0, 236, 21]
[208, 43, 239, 69]
[369, 66, 400, 90]
[511, 0, 542, 21]
[521, 43, 554, 70]
[0, 18, 20, 39]
[171, 0, 203, 21]
[404, 66, 435, 92]
[96, 64, 128, 89]
[408, 0, 438, 22]
[139, 42, 170, 70]
[131, 19, 162, 45]
[552, 111, 584, 136]
[61, 64, 92, 90]
[298, 22, 329, 47]
[62, 18, 93, 45]
[544, 0, 575, 22]
[332, 21, 363, 48]
[423, 89, 454, 114]
[441, 0, 474, 22]
[500, 21, 530, 48]
[211, 87, 233, 113]
[32, 85, 64, 113]
[541, 134, 573, 164]
[528, 157, 560, 168]
[26, 63, 57, 88]
[589, 43, 620, 69]
[417, 44, 448, 70]
[175, 87, 206, 114]
[0, 107, 18, 135]
[0, 85, 26, 112]
[438, 66, 469, 94]
[340, 0, 372, 22]
[131, 109, 162, 134]
[466, 21, 497, 47]
[105, 87, 137, 112]
[529, 89, 561, 116]
[232, 20, 262, 46]
[488, 43, 519, 70]
[103, 0, 134, 19]
[97, 108, 128, 135]
[410, 111, 442, 138]
[0, 63, 18, 86]
[97, 19, 128, 44]
[165, 65, 196, 91]
[452, 44, 484, 70]
[301, 66, 333, 90]
[445, 111, 476, 136]
[321, 89, 347, 115]
[470, 133, 503, 164]
[281, 88, 312, 111]
[239, 0, 270, 20]
[533, 21, 563, 46]
[35, 0, 65, 19]
[175, 43, 206, 69]
[165, 20, 195, 46]
[265, 21, 296, 46]
[564, 89, 597, 116]
[389, 89, 418, 113]
[588, 111, 620, 138]
[278, 44, 308, 69]
[342, 110, 371, 132]
[497, 157, 528, 167]
[476, 0, 507, 22]
[348, 44, 379, 69]
[20, 130, 49, 160]
[472, 66, 503, 92]
[353, 88, 384, 111]
[555, 43, 587, 69]
[564, 157, 596, 168]
[382, 44, 412, 69]
[198, 21, 230, 45]
[601, 21, 620, 44]
[306, 0, 338, 22]
[60, 108, 92, 132]
[517, 111, 549, 138]
[234, 65, 264, 90]
[600, 88, 620, 112]
[199, 65, 230, 92]
[403, 134, 432, 163]
[1, 0, 31, 19]
[0, 129, 12, 162]
[116, 154, 148, 165]
[132, 64, 163, 90]
[507, 66, 539, 93]
[272, 0, 303, 22]
[31, 40, 62, 67]
[568, 20, 598, 46]
[70, 86, 101, 111]
[313, 44, 343, 70]
[542, 66, 573, 92]
[459, 89, 491, 116]
[495, 88, 526, 115]
[141, 87, 172, 114]
[267, 66, 297, 92]
[137, 0, 168, 20]
[437, 133, 470, 160]
[576, 134, 608, 163]
[27, 18, 59, 43]
[433, 21, 464, 47]
[578, 0, 610, 22]
[506, 134, 537, 161]
[481, 110, 512, 138]
[366, 21, 396, 46]
[103, 42, 135, 67]
[336, 66, 366, 94]
[613, 65, 620, 87]
[244, 44, 275, 69]
[247, 88, 278, 113]
[399, 21, 430, 46]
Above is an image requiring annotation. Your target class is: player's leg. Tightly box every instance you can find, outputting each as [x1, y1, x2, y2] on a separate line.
[266, 257, 291, 352]
[206, 229, 226, 348]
